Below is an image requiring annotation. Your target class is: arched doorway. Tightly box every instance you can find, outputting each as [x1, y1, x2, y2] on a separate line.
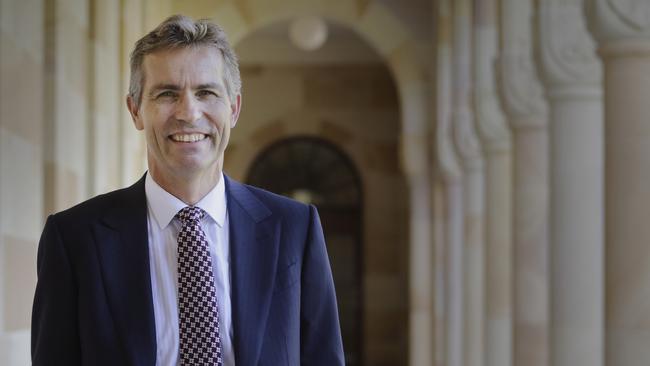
[175, 2, 433, 362]
[247, 136, 363, 365]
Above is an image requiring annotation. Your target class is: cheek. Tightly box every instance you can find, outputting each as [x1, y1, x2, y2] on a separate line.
[219, 117, 232, 139]
[208, 111, 231, 135]
[143, 126, 162, 149]
[141, 116, 170, 147]
[145, 110, 171, 134]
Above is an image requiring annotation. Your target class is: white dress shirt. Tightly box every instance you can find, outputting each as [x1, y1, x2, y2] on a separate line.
[145, 173, 235, 366]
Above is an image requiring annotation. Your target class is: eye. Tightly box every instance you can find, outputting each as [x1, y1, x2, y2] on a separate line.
[196, 90, 218, 98]
[155, 90, 177, 100]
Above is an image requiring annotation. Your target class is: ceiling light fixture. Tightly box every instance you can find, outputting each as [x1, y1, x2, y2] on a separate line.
[289, 15, 328, 51]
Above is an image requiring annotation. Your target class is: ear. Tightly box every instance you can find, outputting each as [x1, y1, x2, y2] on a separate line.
[126, 95, 144, 130]
[230, 94, 242, 128]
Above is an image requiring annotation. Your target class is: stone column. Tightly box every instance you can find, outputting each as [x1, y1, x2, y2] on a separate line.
[452, 1, 486, 365]
[432, 177, 447, 366]
[91, 0, 169, 196]
[44, 0, 91, 213]
[586, 1, 650, 365]
[436, 1, 464, 365]
[0, 0, 44, 364]
[120, 0, 147, 185]
[444, 178, 464, 366]
[473, 1, 513, 366]
[90, 0, 121, 195]
[399, 81, 434, 366]
[406, 169, 433, 366]
[538, 2, 604, 366]
[499, 0, 550, 365]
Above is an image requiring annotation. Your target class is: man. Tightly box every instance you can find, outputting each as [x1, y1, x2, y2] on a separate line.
[31, 15, 344, 366]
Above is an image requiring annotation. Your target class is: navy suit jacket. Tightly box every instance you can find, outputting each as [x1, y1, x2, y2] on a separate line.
[31, 175, 344, 365]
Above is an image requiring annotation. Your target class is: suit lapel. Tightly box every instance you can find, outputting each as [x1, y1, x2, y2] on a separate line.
[89, 174, 278, 366]
[226, 176, 280, 366]
[94, 175, 156, 366]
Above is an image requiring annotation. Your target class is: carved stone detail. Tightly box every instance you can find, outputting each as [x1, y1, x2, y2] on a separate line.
[539, 0, 601, 87]
[475, 93, 510, 152]
[438, 118, 464, 180]
[499, 0, 548, 127]
[452, 0, 483, 168]
[474, 3, 511, 151]
[453, 106, 483, 168]
[436, 0, 463, 181]
[498, 44, 547, 123]
[608, 0, 650, 29]
[438, 131, 463, 181]
[588, 0, 650, 43]
[437, 45, 463, 181]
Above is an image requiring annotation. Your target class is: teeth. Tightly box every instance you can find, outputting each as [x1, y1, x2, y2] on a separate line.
[171, 134, 206, 142]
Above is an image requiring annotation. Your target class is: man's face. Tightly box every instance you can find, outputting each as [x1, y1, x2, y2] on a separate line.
[127, 46, 240, 183]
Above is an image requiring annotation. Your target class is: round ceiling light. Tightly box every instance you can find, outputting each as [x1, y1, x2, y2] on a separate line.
[289, 15, 328, 51]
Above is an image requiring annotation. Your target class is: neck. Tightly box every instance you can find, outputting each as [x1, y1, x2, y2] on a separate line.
[149, 167, 221, 206]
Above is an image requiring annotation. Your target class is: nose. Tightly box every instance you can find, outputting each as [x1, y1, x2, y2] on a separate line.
[175, 94, 201, 124]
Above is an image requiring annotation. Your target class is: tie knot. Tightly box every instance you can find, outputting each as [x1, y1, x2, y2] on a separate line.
[176, 206, 205, 224]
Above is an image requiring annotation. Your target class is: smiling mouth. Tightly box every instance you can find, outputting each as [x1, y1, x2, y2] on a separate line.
[170, 133, 208, 143]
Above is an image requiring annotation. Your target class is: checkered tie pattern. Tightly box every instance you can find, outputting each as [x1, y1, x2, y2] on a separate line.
[176, 206, 223, 366]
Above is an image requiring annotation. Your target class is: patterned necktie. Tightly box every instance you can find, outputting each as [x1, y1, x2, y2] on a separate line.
[176, 206, 223, 366]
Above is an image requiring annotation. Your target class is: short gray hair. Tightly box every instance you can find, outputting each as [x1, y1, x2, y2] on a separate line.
[128, 14, 241, 107]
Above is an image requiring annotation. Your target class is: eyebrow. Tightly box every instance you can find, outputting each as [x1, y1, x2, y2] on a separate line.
[148, 84, 179, 97]
[148, 83, 226, 96]
[196, 83, 225, 92]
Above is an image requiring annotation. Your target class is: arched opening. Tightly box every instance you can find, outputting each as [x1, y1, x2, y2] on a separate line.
[246, 136, 364, 365]
[222, 16, 411, 365]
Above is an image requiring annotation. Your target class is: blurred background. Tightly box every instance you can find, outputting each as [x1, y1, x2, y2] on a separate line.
[2, 0, 650, 365]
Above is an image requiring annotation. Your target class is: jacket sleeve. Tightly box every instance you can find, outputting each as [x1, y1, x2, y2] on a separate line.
[300, 205, 345, 365]
[32, 215, 81, 365]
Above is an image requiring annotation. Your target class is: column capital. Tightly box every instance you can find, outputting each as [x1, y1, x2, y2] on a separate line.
[587, 0, 650, 46]
[474, 0, 511, 153]
[437, 74, 464, 181]
[539, 0, 602, 91]
[499, 0, 548, 129]
[498, 47, 548, 129]
[437, 139, 463, 182]
[475, 93, 511, 153]
[452, 0, 484, 170]
[453, 107, 484, 171]
[436, 0, 463, 182]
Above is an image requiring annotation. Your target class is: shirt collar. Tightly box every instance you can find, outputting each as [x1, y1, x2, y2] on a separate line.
[144, 172, 227, 230]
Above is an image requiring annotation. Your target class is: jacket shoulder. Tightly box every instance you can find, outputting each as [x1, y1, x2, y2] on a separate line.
[51, 179, 145, 224]
[234, 181, 310, 216]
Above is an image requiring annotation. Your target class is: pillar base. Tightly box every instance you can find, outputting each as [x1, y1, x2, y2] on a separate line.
[0, 329, 30, 366]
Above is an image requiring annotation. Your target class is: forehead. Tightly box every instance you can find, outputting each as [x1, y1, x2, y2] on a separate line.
[141, 46, 225, 87]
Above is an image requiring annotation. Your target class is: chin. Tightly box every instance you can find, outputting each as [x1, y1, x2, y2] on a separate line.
[174, 160, 219, 176]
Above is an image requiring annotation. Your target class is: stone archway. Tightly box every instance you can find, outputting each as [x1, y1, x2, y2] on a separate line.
[176, 1, 434, 364]
[226, 37, 408, 362]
